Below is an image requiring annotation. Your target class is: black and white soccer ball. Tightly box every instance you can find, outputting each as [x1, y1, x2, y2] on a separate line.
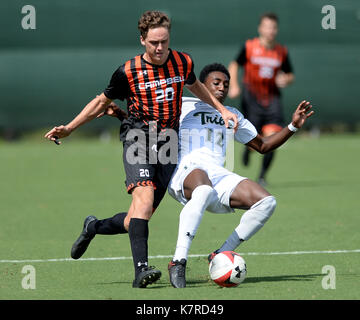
[209, 251, 247, 287]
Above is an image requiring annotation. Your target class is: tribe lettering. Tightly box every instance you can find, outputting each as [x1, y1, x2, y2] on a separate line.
[193, 111, 225, 126]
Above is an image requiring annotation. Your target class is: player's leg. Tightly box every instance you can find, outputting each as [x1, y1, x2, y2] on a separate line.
[258, 97, 284, 186]
[70, 211, 129, 260]
[173, 169, 216, 260]
[212, 179, 276, 255]
[122, 136, 163, 288]
[258, 124, 282, 186]
[88, 212, 128, 235]
[70, 190, 131, 260]
[240, 87, 263, 167]
[70, 137, 137, 260]
[169, 169, 217, 288]
[127, 153, 177, 288]
[70, 215, 98, 259]
[127, 185, 154, 267]
[127, 185, 162, 288]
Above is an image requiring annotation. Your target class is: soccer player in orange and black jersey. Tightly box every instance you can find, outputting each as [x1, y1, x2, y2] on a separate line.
[236, 37, 292, 108]
[102, 47, 196, 287]
[104, 48, 196, 200]
[228, 12, 294, 186]
[44, 11, 238, 288]
[104, 49, 195, 135]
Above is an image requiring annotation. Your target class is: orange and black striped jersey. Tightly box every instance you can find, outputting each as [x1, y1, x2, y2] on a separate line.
[104, 49, 196, 130]
[236, 38, 293, 107]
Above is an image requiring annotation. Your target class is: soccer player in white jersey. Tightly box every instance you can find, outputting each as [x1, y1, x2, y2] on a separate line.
[166, 63, 314, 288]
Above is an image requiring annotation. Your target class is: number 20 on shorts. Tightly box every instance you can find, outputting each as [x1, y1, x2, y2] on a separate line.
[140, 169, 150, 177]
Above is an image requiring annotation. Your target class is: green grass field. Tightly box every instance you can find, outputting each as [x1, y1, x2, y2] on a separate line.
[0, 132, 359, 300]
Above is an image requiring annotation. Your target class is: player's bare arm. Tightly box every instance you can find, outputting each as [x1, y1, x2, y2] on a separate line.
[275, 72, 295, 88]
[44, 93, 112, 144]
[246, 100, 314, 153]
[97, 101, 128, 120]
[186, 79, 239, 130]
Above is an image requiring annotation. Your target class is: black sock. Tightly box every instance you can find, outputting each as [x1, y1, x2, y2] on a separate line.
[260, 152, 275, 179]
[87, 212, 128, 236]
[128, 218, 149, 277]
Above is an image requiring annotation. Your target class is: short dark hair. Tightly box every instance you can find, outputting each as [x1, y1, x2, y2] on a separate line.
[199, 63, 230, 83]
[138, 11, 171, 39]
[259, 12, 279, 24]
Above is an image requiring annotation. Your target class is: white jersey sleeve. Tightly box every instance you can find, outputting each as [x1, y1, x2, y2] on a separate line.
[226, 107, 258, 144]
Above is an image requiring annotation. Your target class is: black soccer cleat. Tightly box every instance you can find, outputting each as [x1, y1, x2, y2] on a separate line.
[70, 215, 97, 259]
[132, 266, 162, 288]
[168, 259, 187, 288]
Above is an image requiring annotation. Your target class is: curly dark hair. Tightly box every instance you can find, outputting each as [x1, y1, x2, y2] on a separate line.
[199, 63, 231, 83]
[138, 11, 171, 39]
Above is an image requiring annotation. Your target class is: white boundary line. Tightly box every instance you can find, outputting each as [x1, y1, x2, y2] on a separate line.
[1, 249, 359, 264]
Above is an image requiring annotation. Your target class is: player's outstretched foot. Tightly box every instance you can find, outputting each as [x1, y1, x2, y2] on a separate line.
[71, 215, 97, 259]
[132, 266, 162, 288]
[168, 259, 187, 288]
[207, 250, 220, 264]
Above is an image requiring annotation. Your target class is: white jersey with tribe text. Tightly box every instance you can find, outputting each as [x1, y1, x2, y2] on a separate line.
[178, 97, 258, 166]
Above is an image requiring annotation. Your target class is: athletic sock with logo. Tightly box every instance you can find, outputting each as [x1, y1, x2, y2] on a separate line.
[128, 218, 149, 277]
[218, 196, 277, 252]
[173, 185, 217, 262]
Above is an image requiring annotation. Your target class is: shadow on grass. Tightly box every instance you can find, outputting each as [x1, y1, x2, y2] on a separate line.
[181, 274, 323, 287]
[244, 273, 323, 283]
[182, 273, 324, 287]
[96, 280, 176, 289]
[97, 278, 211, 289]
[96, 274, 324, 289]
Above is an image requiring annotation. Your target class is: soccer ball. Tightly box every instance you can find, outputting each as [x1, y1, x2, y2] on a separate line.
[209, 251, 247, 287]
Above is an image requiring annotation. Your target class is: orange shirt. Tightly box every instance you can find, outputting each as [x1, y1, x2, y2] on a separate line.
[104, 49, 196, 129]
[236, 38, 292, 106]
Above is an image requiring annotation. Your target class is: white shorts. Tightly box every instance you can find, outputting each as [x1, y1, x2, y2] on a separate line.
[168, 153, 248, 213]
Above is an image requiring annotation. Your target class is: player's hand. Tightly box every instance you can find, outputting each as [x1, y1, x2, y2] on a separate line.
[97, 102, 128, 121]
[221, 108, 239, 131]
[228, 84, 241, 99]
[275, 73, 290, 88]
[291, 100, 314, 129]
[44, 125, 72, 145]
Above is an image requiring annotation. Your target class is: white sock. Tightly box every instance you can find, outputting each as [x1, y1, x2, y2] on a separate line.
[173, 185, 217, 261]
[234, 195, 276, 241]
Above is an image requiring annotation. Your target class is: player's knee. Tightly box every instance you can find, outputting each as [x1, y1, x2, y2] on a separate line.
[131, 197, 154, 219]
[131, 186, 154, 211]
[191, 185, 217, 207]
[257, 195, 277, 218]
[268, 195, 277, 214]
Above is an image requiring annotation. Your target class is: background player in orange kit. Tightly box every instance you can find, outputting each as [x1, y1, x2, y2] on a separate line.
[228, 12, 294, 186]
[44, 10, 238, 288]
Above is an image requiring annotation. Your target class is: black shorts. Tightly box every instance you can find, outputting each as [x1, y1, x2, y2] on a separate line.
[241, 87, 284, 133]
[121, 119, 178, 210]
